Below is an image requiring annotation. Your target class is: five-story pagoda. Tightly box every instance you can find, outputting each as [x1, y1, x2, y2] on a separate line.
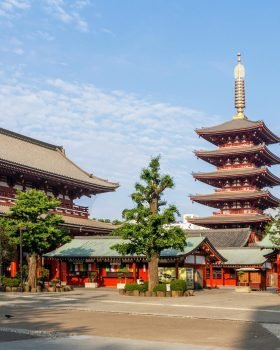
[189, 54, 280, 240]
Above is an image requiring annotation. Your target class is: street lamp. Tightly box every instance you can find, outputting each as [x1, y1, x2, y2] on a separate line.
[19, 226, 26, 293]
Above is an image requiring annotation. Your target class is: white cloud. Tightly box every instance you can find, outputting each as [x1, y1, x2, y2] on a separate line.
[44, 0, 90, 32]
[0, 75, 221, 218]
[0, 0, 30, 18]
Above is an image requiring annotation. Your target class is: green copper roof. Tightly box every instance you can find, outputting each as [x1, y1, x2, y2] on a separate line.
[217, 247, 272, 266]
[256, 232, 280, 249]
[44, 236, 216, 259]
[45, 237, 130, 258]
[160, 236, 205, 257]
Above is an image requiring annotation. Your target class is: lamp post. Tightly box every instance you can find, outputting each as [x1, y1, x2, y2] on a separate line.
[19, 226, 26, 292]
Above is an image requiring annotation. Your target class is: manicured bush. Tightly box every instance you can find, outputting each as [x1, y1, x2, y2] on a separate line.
[170, 279, 186, 292]
[138, 281, 148, 292]
[153, 284, 166, 292]
[1, 277, 20, 287]
[124, 282, 139, 292]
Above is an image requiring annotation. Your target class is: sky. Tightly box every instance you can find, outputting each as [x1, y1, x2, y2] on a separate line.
[0, 0, 280, 220]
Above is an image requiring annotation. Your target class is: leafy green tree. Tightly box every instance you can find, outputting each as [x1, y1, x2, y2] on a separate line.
[0, 225, 16, 279]
[112, 156, 186, 291]
[265, 208, 280, 247]
[0, 189, 70, 289]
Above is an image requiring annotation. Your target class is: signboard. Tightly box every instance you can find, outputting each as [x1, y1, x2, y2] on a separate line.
[186, 268, 194, 289]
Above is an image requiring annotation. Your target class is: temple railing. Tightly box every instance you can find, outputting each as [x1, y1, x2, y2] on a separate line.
[0, 195, 89, 218]
[213, 209, 263, 215]
[55, 204, 89, 218]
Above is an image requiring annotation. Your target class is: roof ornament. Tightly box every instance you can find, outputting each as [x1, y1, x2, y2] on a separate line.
[233, 53, 247, 120]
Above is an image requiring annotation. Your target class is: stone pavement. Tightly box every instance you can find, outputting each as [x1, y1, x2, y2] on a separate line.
[0, 334, 243, 350]
[0, 288, 279, 349]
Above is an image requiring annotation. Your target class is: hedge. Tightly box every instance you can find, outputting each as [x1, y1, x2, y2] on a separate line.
[170, 279, 186, 292]
[1, 277, 20, 287]
[153, 284, 166, 292]
[124, 281, 148, 292]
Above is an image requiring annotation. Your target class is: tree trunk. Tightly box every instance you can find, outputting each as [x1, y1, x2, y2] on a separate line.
[150, 197, 158, 215]
[148, 254, 159, 292]
[27, 254, 37, 289]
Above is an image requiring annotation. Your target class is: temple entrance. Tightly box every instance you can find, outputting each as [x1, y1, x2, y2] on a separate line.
[194, 268, 203, 289]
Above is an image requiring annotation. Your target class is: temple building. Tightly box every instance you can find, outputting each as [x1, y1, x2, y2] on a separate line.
[0, 128, 119, 276]
[188, 54, 280, 290]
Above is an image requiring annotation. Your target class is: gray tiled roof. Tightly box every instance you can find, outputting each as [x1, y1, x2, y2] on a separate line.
[195, 144, 280, 164]
[0, 128, 118, 190]
[196, 119, 280, 144]
[189, 214, 271, 224]
[188, 228, 251, 247]
[193, 167, 280, 180]
[62, 215, 117, 231]
[0, 205, 115, 232]
[190, 190, 280, 206]
[196, 119, 262, 133]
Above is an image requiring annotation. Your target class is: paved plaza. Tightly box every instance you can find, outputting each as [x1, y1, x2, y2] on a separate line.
[0, 288, 279, 349]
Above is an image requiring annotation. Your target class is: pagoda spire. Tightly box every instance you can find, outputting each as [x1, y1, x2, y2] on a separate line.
[233, 53, 247, 120]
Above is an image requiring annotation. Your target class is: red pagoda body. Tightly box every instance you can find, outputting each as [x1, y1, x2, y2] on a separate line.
[189, 55, 280, 243]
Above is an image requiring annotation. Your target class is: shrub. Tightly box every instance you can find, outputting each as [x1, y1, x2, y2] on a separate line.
[153, 284, 166, 292]
[138, 281, 148, 292]
[38, 267, 50, 282]
[124, 282, 139, 292]
[49, 278, 60, 286]
[1, 277, 20, 287]
[170, 279, 186, 292]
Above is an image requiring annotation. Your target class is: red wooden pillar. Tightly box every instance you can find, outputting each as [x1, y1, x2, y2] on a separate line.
[209, 263, 213, 289]
[10, 261, 17, 278]
[37, 256, 42, 278]
[175, 260, 179, 279]
[277, 254, 280, 293]
[61, 262, 68, 283]
[55, 260, 61, 279]
[133, 262, 137, 282]
[221, 267, 225, 286]
[202, 264, 207, 288]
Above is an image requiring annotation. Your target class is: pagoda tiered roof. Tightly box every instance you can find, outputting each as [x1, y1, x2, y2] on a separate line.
[188, 214, 271, 228]
[190, 190, 280, 209]
[192, 167, 280, 188]
[0, 128, 119, 195]
[195, 144, 280, 166]
[196, 119, 280, 145]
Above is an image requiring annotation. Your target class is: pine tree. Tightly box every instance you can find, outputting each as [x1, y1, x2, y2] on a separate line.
[112, 156, 186, 291]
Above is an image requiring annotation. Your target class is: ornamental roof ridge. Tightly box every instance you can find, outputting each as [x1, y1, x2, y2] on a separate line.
[0, 127, 63, 151]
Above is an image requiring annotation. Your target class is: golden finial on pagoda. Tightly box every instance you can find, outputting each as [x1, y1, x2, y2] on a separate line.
[233, 53, 247, 120]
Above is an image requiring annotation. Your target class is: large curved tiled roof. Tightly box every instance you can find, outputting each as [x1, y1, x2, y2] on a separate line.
[0, 128, 118, 191]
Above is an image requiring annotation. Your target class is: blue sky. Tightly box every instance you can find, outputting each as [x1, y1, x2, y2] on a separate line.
[0, 0, 280, 219]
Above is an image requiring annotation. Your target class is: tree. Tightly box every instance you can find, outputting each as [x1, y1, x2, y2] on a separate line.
[265, 208, 280, 247]
[0, 189, 70, 289]
[0, 225, 16, 279]
[112, 156, 186, 291]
